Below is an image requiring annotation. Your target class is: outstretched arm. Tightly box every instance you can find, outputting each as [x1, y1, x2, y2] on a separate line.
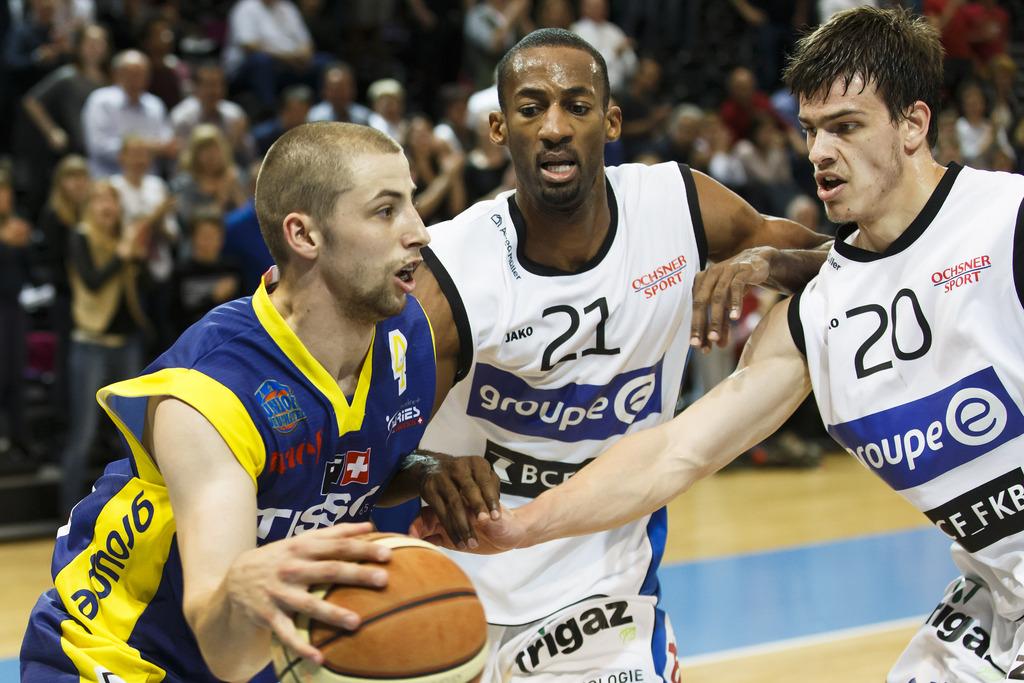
[419, 298, 812, 551]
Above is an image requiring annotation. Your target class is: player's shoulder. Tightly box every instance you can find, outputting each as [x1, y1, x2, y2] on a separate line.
[157, 296, 259, 370]
[605, 161, 685, 185]
[954, 164, 1024, 196]
[427, 192, 514, 255]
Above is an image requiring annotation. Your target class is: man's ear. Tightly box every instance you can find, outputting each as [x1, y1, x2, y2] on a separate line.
[903, 100, 931, 154]
[490, 111, 508, 147]
[605, 104, 623, 143]
[282, 212, 318, 262]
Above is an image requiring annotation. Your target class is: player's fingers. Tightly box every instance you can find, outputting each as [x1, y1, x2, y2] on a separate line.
[413, 507, 442, 534]
[705, 267, 734, 343]
[435, 476, 475, 546]
[279, 585, 363, 631]
[278, 558, 388, 590]
[422, 483, 468, 548]
[270, 611, 323, 665]
[729, 277, 746, 321]
[471, 459, 501, 519]
[455, 473, 488, 521]
[690, 270, 715, 349]
[298, 536, 390, 564]
[312, 521, 376, 539]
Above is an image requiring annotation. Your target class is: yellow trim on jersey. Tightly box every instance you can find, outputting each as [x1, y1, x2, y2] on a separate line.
[60, 616, 167, 682]
[252, 280, 371, 435]
[54, 478, 175, 681]
[420, 299, 438, 361]
[98, 368, 266, 486]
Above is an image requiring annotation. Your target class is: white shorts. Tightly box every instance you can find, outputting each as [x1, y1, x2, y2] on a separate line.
[889, 576, 1024, 682]
[481, 595, 680, 683]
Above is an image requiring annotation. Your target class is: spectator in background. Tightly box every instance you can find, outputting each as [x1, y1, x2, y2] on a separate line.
[463, 111, 513, 203]
[405, 114, 467, 223]
[925, 0, 974, 96]
[367, 78, 408, 142]
[570, 0, 637, 94]
[171, 124, 246, 229]
[139, 16, 186, 111]
[703, 112, 747, 191]
[171, 207, 240, 334]
[729, 0, 808, 92]
[818, 0, 878, 22]
[5, 0, 71, 95]
[61, 180, 150, 514]
[956, 79, 1015, 169]
[654, 103, 711, 171]
[988, 54, 1020, 156]
[719, 65, 789, 143]
[110, 136, 179, 348]
[535, 0, 573, 29]
[0, 168, 33, 461]
[307, 62, 372, 125]
[967, 0, 1009, 68]
[35, 155, 91, 419]
[223, 161, 273, 294]
[81, 50, 176, 178]
[433, 83, 475, 154]
[617, 56, 671, 160]
[170, 62, 254, 167]
[734, 114, 800, 215]
[252, 84, 313, 156]
[20, 22, 108, 217]
[463, 0, 534, 90]
[933, 108, 965, 166]
[785, 194, 820, 234]
[224, 0, 323, 112]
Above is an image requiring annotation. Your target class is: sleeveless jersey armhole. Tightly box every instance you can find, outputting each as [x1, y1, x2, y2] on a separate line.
[422, 246, 473, 384]
[787, 290, 806, 356]
[677, 163, 708, 269]
[1014, 196, 1024, 312]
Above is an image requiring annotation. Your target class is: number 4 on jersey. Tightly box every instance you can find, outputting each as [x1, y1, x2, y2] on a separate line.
[389, 329, 408, 395]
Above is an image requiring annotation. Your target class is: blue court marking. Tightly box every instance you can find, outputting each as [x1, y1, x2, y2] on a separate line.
[661, 526, 958, 657]
[0, 527, 959, 679]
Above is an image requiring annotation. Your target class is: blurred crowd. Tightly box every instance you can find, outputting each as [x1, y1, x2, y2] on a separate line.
[0, 0, 1021, 495]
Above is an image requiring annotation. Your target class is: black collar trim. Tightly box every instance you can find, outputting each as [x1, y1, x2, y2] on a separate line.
[834, 163, 963, 262]
[507, 178, 618, 277]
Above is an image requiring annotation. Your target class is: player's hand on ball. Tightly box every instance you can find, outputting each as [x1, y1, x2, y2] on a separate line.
[223, 522, 390, 665]
[415, 453, 501, 549]
[691, 246, 776, 351]
[412, 504, 525, 554]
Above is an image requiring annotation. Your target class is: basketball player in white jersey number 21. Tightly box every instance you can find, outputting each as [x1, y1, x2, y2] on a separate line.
[412, 28, 830, 682]
[423, 9, 1024, 683]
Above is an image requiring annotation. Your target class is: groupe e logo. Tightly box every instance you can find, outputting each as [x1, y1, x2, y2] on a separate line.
[614, 374, 657, 425]
[946, 387, 1007, 447]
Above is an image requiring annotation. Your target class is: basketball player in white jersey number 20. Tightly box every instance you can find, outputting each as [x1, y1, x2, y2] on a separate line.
[412, 28, 830, 682]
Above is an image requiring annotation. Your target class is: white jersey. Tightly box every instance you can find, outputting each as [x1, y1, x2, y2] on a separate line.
[792, 163, 1024, 620]
[422, 162, 706, 624]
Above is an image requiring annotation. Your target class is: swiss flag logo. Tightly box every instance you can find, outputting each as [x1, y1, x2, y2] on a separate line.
[340, 449, 371, 485]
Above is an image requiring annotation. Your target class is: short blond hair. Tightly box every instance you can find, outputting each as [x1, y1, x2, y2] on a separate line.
[255, 122, 402, 270]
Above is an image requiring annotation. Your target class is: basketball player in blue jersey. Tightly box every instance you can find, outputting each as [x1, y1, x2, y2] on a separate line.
[21, 122, 499, 683]
[424, 8, 1024, 683]
[411, 28, 832, 682]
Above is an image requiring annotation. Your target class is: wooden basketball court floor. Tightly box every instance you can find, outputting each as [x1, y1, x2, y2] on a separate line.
[0, 453, 954, 681]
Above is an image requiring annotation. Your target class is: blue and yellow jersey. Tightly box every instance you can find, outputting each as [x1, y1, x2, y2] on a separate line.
[21, 281, 436, 683]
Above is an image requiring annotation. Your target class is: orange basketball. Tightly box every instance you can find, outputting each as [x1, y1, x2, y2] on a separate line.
[273, 533, 488, 683]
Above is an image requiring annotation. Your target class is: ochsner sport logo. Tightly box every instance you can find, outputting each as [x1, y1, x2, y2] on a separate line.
[466, 360, 663, 442]
[828, 367, 1024, 491]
